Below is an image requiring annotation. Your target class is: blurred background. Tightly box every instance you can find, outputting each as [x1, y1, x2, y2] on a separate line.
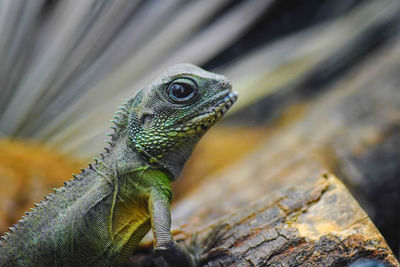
[0, 0, 399, 259]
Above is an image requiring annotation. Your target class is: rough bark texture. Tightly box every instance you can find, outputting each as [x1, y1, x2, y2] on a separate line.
[177, 173, 397, 267]
[128, 167, 397, 266]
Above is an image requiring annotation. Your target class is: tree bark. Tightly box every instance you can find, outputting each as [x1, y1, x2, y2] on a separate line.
[127, 145, 398, 266]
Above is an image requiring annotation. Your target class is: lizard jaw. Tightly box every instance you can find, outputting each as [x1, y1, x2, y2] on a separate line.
[182, 91, 238, 133]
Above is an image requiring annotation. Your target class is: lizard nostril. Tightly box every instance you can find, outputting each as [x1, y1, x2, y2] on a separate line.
[220, 79, 231, 90]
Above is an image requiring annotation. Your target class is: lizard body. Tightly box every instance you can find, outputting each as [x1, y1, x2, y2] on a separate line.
[0, 64, 237, 266]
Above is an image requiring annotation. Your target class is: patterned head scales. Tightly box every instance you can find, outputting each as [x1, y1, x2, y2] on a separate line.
[128, 63, 237, 179]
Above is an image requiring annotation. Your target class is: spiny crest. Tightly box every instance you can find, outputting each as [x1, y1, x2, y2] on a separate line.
[0, 133, 116, 242]
[106, 97, 134, 148]
[0, 201, 33, 242]
[0, 167, 89, 242]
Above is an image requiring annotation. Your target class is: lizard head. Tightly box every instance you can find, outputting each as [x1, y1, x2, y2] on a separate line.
[128, 63, 238, 179]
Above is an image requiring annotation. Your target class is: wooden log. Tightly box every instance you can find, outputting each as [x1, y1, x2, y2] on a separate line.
[127, 148, 398, 266]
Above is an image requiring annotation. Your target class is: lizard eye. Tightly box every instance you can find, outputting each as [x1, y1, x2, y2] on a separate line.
[167, 78, 198, 103]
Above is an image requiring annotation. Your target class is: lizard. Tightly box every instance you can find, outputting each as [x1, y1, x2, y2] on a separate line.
[0, 63, 238, 267]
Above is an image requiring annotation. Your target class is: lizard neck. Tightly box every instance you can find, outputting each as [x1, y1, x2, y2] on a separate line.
[101, 132, 152, 176]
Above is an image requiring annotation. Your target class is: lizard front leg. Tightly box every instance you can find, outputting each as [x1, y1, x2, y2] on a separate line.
[148, 191, 195, 267]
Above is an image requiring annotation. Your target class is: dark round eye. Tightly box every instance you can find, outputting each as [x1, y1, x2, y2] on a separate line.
[167, 79, 197, 103]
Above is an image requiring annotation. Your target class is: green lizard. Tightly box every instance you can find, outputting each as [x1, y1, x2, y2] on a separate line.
[0, 63, 237, 266]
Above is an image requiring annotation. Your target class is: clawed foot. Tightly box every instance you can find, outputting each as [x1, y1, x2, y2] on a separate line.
[187, 224, 232, 266]
[155, 241, 195, 267]
[154, 223, 231, 267]
[198, 246, 230, 266]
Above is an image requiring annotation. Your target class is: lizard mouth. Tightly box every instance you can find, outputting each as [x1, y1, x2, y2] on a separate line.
[183, 91, 238, 132]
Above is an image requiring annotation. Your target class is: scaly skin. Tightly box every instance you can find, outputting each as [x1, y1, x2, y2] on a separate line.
[0, 64, 238, 266]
